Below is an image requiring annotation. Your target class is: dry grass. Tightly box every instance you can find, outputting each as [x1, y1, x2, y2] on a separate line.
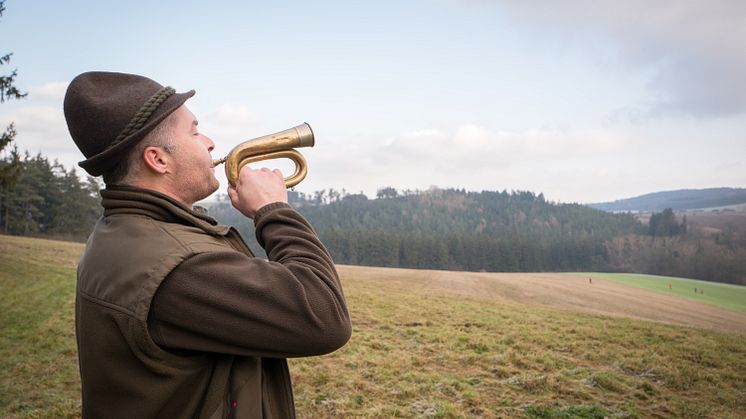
[291, 266, 746, 418]
[0, 235, 82, 418]
[2, 235, 745, 418]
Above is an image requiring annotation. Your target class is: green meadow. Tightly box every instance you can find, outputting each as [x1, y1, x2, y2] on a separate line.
[2, 235, 745, 418]
[576, 272, 746, 314]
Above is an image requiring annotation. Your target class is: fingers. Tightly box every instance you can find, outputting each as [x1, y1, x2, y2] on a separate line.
[228, 165, 288, 219]
[258, 167, 283, 180]
[241, 166, 281, 175]
[239, 166, 284, 183]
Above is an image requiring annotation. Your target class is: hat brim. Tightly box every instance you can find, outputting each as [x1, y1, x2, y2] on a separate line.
[78, 90, 195, 176]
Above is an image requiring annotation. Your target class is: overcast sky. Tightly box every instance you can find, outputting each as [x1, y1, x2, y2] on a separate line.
[1, 0, 744, 203]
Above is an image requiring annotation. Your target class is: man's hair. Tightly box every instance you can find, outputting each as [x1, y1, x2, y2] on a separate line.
[102, 113, 178, 185]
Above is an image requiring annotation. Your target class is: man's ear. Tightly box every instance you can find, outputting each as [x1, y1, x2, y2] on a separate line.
[142, 146, 172, 175]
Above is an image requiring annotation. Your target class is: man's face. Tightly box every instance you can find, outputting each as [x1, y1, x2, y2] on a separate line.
[168, 106, 220, 204]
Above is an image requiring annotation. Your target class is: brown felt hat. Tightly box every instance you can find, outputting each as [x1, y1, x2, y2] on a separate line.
[63, 71, 195, 176]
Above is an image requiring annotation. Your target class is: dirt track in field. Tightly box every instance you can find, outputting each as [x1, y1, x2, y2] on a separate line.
[337, 265, 746, 335]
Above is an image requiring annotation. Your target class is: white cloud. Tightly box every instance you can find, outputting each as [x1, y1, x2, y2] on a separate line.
[1, 104, 74, 155]
[500, 0, 746, 118]
[302, 123, 629, 200]
[28, 82, 69, 103]
[0, 81, 77, 163]
[0, 102, 86, 174]
[454, 124, 490, 149]
[201, 104, 261, 157]
[520, 127, 624, 157]
[375, 125, 622, 168]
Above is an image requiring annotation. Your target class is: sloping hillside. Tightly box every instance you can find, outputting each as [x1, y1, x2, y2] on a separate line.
[3, 235, 745, 418]
[588, 187, 746, 212]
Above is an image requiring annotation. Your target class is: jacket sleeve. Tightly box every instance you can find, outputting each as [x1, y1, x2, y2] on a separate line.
[147, 202, 352, 358]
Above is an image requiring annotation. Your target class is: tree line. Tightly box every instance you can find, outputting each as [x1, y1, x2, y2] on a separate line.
[211, 187, 746, 285]
[2, 149, 745, 285]
[0, 151, 101, 240]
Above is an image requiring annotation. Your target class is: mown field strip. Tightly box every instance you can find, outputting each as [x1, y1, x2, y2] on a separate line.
[574, 272, 746, 314]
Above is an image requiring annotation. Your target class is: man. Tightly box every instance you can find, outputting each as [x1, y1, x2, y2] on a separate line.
[63, 71, 351, 418]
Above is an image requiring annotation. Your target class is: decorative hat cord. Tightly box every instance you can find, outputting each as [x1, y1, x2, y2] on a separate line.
[110, 86, 175, 148]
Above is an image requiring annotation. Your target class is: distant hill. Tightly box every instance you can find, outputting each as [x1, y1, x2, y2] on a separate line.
[209, 188, 643, 272]
[203, 187, 746, 284]
[587, 188, 746, 212]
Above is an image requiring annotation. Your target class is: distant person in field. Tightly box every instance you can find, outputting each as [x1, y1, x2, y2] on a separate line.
[64, 71, 351, 418]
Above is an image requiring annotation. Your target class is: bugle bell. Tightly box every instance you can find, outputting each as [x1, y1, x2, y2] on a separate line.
[212, 123, 314, 188]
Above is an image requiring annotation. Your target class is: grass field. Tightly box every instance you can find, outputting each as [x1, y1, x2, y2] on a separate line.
[575, 272, 746, 314]
[0, 235, 82, 418]
[2, 235, 746, 418]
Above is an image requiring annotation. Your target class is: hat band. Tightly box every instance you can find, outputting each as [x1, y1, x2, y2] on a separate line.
[109, 86, 176, 148]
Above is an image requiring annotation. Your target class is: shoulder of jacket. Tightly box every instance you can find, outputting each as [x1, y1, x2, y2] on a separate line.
[104, 214, 244, 258]
[145, 219, 230, 254]
[81, 215, 240, 319]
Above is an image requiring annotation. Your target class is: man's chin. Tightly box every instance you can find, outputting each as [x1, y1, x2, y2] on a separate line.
[190, 179, 221, 204]
[207, 177, 220, 196]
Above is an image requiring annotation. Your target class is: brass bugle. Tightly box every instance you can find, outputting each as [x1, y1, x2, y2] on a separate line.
[213, 123, 314, 188]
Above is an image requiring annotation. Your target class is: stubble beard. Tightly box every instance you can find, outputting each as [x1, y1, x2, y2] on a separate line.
[193, 172, 220, 204]
[176, 162, 221, 206]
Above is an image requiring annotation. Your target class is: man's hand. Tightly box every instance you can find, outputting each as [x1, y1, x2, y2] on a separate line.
[228, 167, 288, 219]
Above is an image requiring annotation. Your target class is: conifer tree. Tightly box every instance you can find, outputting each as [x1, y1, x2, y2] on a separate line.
[0, 1, 27, 229]
[0, 0, 27, 130]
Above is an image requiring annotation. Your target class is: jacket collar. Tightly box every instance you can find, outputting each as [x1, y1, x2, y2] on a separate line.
[100, 185, 230, 236]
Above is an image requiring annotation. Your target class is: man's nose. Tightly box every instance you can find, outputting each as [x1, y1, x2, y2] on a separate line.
[202, 135, 215, 152]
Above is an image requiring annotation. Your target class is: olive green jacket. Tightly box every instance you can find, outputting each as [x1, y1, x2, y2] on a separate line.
[75, 186, 350, 418]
